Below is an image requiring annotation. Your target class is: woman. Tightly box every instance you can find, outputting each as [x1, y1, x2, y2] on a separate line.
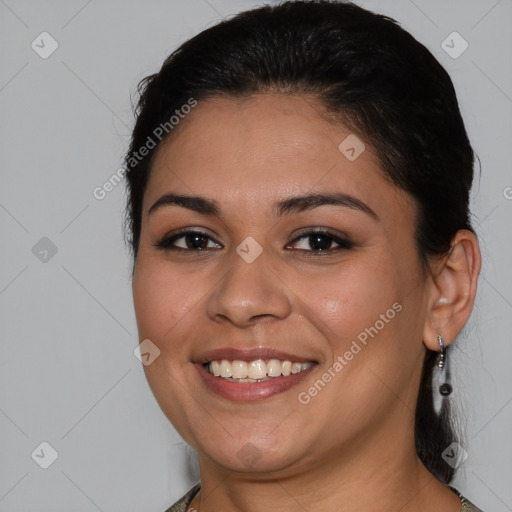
[124, 1, 483, 510]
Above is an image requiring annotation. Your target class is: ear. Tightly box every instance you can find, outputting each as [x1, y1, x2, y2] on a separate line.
[423, 229, 481, 350]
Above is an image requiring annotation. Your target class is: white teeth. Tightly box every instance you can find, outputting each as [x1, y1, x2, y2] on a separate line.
[267, 359, 282, 377]
[219, 360, 232, 378]
[231, 360, 248, 379]
[205, 358, 314, 380]
[210, 361, 221, 377]
[235, 376, 272, 383]
[248, 359, 266, 380]
[281, 361, 292, 376]
[291, 362, 302, 374]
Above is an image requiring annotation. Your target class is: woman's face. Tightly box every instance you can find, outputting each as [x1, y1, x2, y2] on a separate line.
[132, 94, 430, 476]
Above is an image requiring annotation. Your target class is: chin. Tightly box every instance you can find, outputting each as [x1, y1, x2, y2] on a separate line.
[195, 432, 310, 475]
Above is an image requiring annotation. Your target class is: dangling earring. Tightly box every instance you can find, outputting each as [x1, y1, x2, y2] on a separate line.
[436, 334, 446, 368]
[436, 335, 452, 396]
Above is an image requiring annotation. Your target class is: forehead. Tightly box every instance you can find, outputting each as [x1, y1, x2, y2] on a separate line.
[144, 94, 413, 218]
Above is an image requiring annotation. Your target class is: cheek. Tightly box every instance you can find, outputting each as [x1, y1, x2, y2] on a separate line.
[294, 262, 401, 345]
[291, 261, 416, 398]
[132, 258, 203, 442]
[132, 256, 202, 348]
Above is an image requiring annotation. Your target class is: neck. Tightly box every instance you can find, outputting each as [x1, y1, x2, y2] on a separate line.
[191, 428, 460, 512]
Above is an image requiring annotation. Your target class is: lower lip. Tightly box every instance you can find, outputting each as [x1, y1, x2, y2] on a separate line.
[195, 363, 317, 402]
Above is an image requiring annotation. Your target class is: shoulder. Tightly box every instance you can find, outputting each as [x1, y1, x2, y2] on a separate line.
[163, 483, 201, 512]
[459, 495, 485, 512]
[451, 487, 485, 512]
[164, 483, 484, 512]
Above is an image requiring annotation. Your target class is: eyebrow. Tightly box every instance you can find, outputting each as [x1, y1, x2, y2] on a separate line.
[147, 192, 378, 220]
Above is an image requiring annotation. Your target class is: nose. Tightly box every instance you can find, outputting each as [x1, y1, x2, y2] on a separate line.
[205, 249, 292, 328]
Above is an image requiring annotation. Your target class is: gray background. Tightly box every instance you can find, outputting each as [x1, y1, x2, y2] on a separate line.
[0, 0, 511, 510]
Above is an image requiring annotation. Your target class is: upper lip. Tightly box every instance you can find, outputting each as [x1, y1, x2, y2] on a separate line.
[194, 347, 318, 364]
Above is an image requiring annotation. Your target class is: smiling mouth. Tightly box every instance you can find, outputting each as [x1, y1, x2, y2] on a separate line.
[203, 358, 315, 383]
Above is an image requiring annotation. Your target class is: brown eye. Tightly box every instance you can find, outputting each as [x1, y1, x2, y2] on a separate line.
[154, 230, 222, 251]
[288, 230, 353, 252]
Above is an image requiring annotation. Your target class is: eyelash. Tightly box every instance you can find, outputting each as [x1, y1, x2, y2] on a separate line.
[153, 228, 354, 254]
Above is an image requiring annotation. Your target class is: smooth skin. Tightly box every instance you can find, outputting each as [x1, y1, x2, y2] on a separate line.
[132, 94, 481, 512]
